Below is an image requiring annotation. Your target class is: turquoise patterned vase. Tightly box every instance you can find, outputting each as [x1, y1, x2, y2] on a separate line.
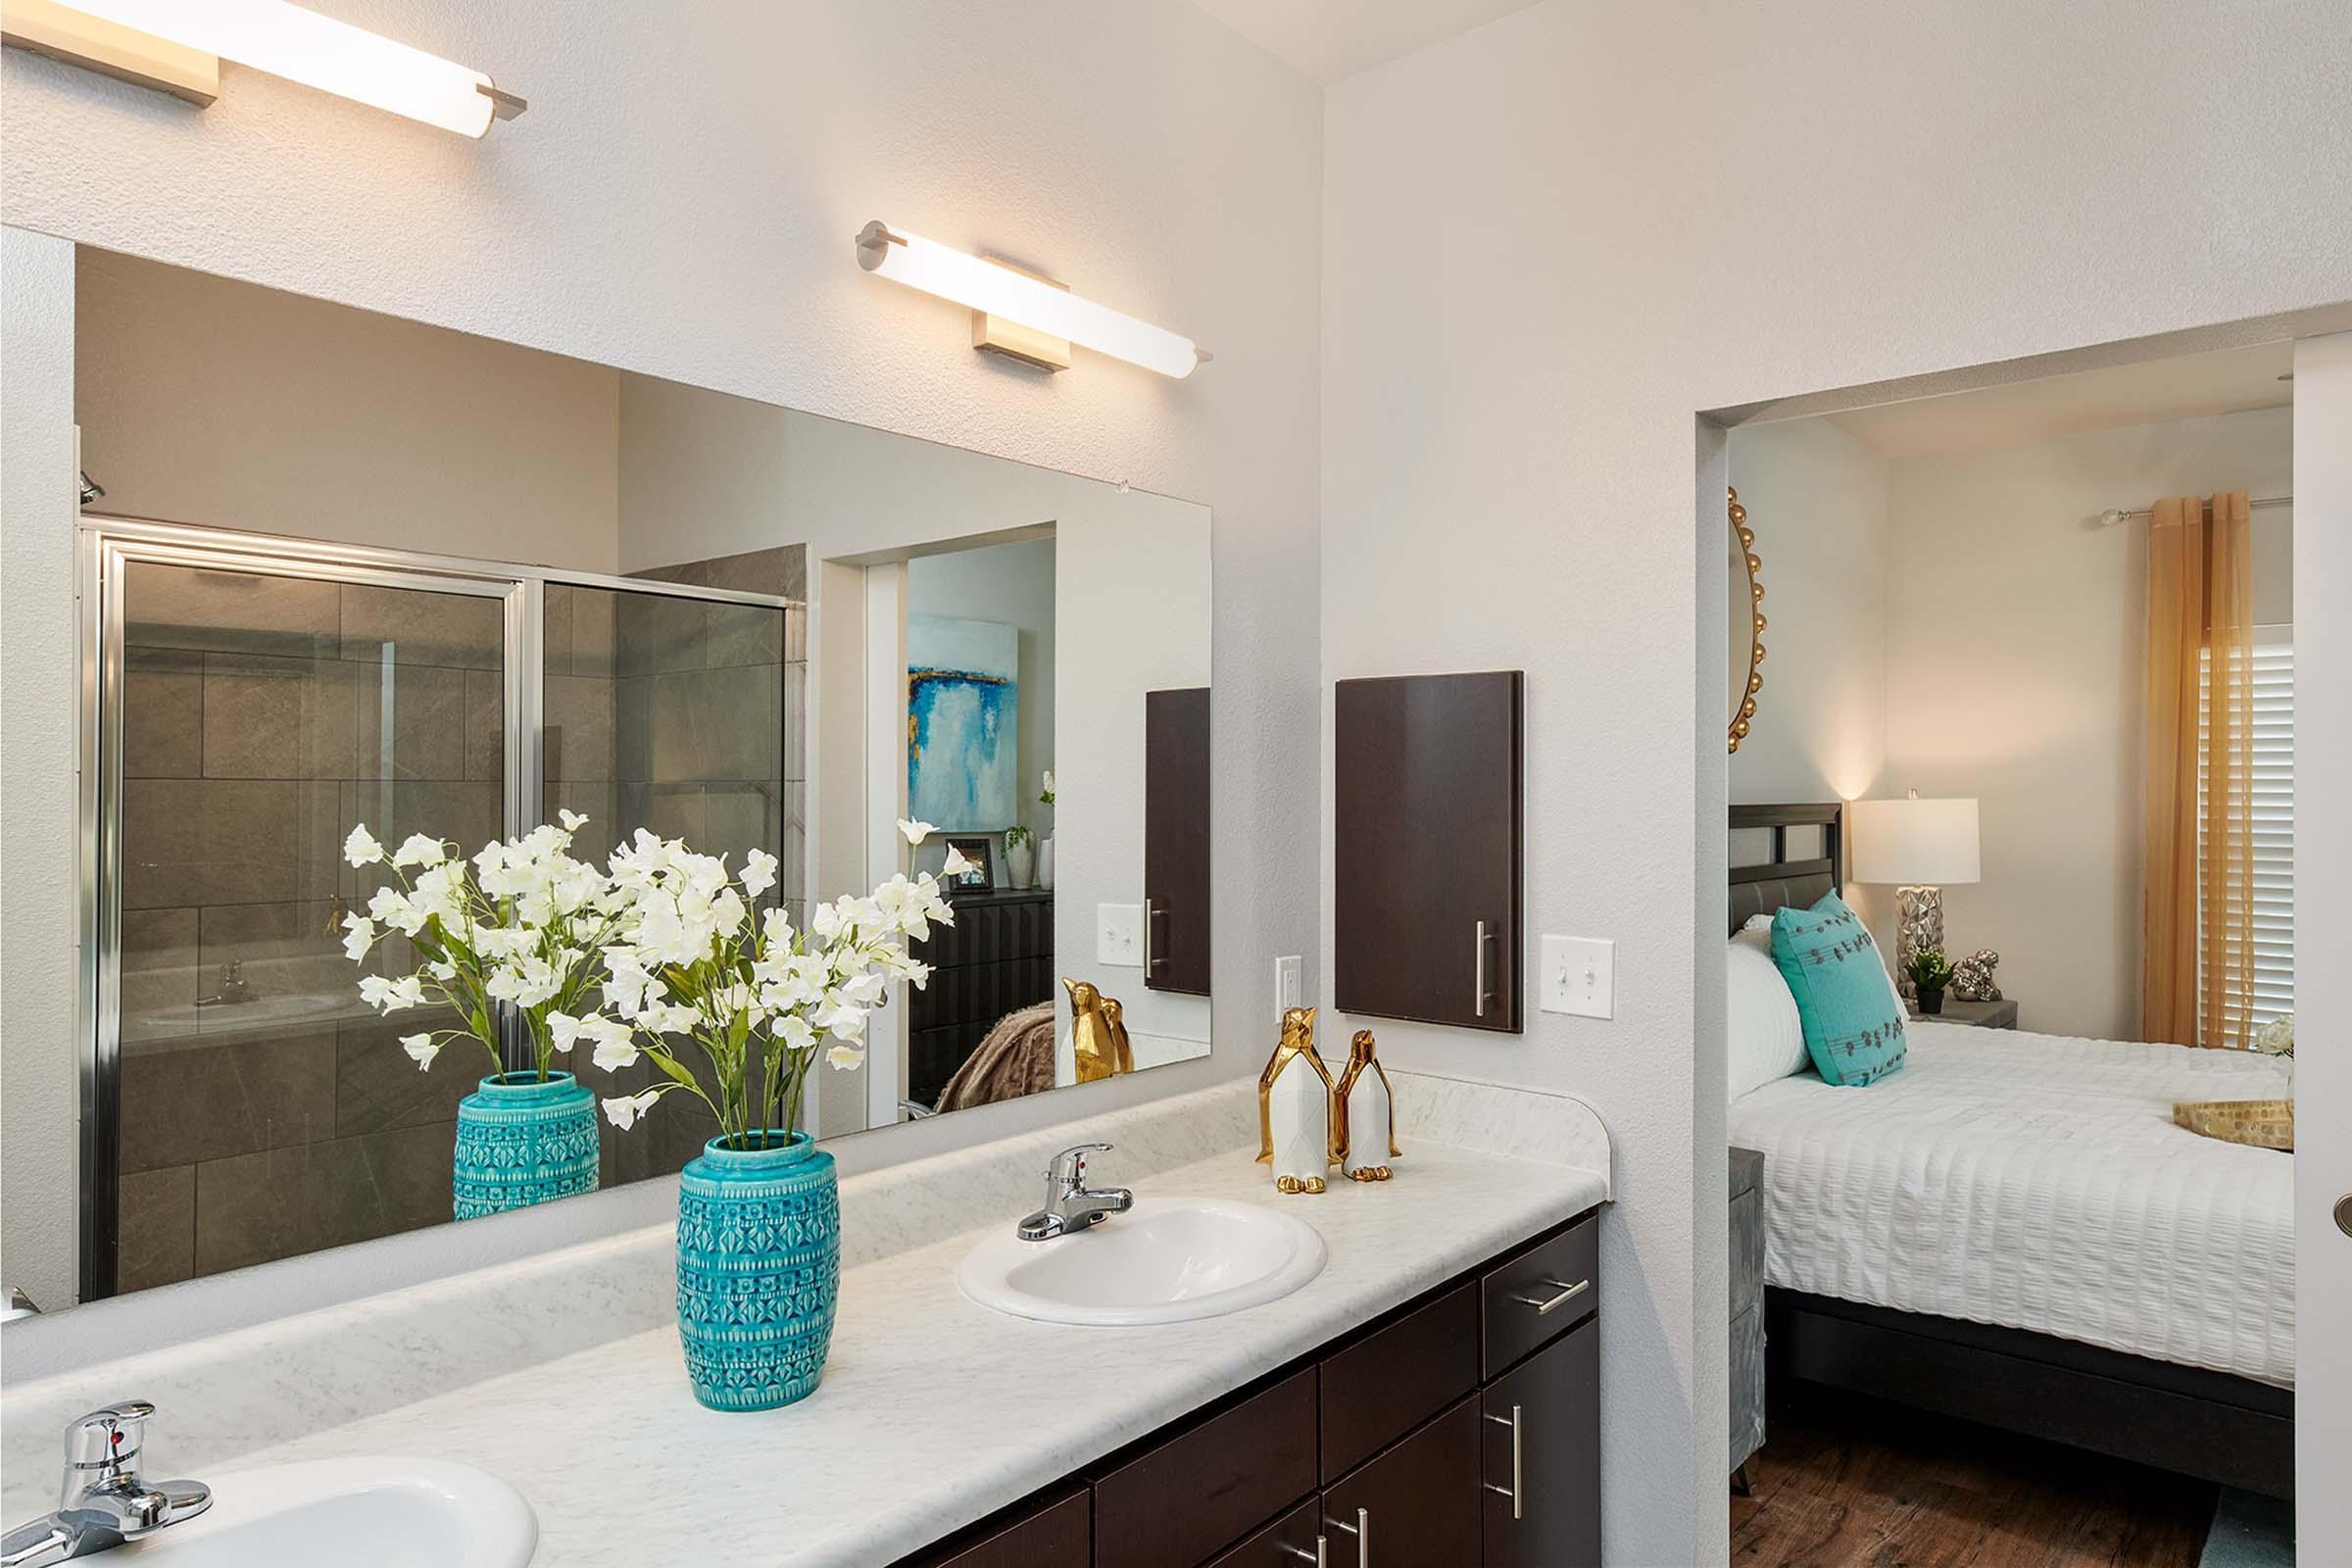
[675, 1131, 840, 1412]
[451, 1071, 600, 1220]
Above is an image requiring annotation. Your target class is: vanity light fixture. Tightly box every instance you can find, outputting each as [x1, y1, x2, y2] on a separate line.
[855, 220, 1208, 379]
[4, 0, 524, 135]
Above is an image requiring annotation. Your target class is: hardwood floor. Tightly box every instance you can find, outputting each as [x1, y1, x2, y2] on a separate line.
[1730, 1388, 2217, 1567]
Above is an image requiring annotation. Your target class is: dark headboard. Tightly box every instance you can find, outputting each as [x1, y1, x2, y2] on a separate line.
[1729, 803, 1842, 935]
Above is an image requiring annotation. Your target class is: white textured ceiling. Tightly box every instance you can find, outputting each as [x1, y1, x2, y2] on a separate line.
[1828, 340, 2295, 458]
[1188, 0, 1544, 83]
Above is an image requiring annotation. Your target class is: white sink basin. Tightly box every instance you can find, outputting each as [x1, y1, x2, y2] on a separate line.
[958, 1195, 1326, 1326]
[119, 1457, 534, 1566]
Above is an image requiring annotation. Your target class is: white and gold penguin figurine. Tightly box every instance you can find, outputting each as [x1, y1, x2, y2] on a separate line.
[1332, 1029, 1398, 1181]
[1257, 1006, 1335, 1194]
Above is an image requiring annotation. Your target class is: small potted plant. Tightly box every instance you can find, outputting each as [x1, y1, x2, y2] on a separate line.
[1906, 948, 1957, 1016]
[1003, 823, 1035, 889]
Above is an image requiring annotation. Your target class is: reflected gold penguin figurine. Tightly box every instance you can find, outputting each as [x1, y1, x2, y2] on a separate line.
[1065, 978, 1133, 1083]
[1100, 997, 1137, 1075]
[1258, 1006, 1335, 1194]
[1332, 1030, 1398, 1181]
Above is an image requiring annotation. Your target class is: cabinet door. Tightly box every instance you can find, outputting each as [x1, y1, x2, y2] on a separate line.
[913, 1484, 1091, 1567]
[1143, 686, 1211, 996]
[1333, 671, 1523, 1031]
[1482, 1319, 1599, 1568]
[1322, 1395, 1482, 1566]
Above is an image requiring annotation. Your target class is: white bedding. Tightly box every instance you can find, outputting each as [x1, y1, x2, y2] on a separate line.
[1728, 1023, 2296, 1387]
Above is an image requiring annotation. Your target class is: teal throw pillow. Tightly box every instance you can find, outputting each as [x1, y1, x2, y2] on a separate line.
[1768, 892, 1906, 1087]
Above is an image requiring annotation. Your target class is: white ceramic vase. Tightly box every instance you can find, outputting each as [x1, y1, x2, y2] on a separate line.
[1037, 837, 1054, 890]
[1004, 839, 1034, 890]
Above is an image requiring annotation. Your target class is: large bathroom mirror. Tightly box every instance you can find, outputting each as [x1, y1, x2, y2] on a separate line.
[10, 241, 1211, 1305]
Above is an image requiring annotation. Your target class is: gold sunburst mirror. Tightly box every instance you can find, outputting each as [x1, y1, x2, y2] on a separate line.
[1728, 486, 1764, 754]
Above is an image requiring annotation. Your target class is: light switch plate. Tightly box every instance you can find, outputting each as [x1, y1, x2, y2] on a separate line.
[1097, 904, 1144, 967]
[1541, 935, 1614, 1019]
[1274, 955, 1303, 1010]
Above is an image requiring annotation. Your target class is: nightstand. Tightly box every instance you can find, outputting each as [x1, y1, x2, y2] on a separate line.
[1914, 997, 2018, 1029]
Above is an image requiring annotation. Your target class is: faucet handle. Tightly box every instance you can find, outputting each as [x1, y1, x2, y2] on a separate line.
[1047, 1143, 1113, 1185]
[65, 1402, 155, 1472]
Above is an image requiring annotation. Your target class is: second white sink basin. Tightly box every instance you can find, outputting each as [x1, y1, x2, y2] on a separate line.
[958, 1195, 1326, 1326]
[119, 1456, 534, 1566]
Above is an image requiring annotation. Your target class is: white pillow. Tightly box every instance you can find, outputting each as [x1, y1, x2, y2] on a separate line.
[1727, 925, 1808, 1102]
[1739, 911, 1909, 1027]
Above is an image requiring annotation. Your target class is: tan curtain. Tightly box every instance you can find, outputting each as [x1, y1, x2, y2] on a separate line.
[2142, 492, 2254, 1048]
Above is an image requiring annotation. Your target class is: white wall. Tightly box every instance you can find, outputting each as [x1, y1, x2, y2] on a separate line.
[0, 228, 80, 1309]
[906, 537, 1056, 842]
[1726, 417, 1890, 805]
[2292, 329, 2352, 1550]
[74, 249, 622, 567]
[1881, 406, 2293, 1041]
[1322, 3, 2351, 1559]
[2, 0, 1318, 1343]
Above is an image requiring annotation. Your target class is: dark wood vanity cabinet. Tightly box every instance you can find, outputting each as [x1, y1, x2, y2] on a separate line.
[1333, 670, 1524, 1032]
[898, 1209, 1600, 1568]
[1143, 687, 1211, 996]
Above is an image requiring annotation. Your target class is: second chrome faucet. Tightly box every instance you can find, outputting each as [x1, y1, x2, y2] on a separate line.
[1017, 1143, 1133, 1242]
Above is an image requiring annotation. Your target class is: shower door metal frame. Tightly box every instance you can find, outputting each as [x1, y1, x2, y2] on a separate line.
[75, 515, 795, 1302]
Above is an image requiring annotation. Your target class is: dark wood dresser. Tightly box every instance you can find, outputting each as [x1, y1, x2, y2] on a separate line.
[906, 888, 1054, 1108]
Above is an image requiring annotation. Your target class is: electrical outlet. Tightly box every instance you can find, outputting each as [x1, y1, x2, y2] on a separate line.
[1541, 935, 1614, 1019]
[1274, 955, 1303, 1010]
[1097, 904, 1144, 966]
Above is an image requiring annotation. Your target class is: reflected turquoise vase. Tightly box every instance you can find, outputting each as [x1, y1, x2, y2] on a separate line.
[675, 1131, 841, 1412]
[451, 1071, 600, 1221]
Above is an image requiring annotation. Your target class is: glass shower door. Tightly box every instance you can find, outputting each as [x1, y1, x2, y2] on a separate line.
[102, 553, 517, 1296]
[541, 580, 794, 1183]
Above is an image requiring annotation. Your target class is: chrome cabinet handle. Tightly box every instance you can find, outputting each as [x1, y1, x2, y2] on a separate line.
[1281, 1537, 1328, 1568]
[1324, 1506, 1369, 1568]
[1144, 899, 1164, 975]
[1512, 1276, 1590, 1316]
[1473, 919, 1490, 1017]
[1484, 1403, 1523, 1520]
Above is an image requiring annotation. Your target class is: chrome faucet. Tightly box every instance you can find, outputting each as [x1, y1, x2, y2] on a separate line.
[2, 1402, 212, 1566]
[195, 961, 250, 1007]
[1017, 1143, 1133, 1242]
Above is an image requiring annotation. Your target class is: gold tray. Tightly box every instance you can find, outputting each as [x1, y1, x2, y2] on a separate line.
[2172, 1098, 2293, 1152]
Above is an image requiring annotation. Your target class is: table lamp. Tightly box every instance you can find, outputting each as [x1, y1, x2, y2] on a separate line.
[1850, 792, 1980, 1002]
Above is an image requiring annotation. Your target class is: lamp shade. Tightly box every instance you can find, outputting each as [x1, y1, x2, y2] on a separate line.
[1850, 797, 1980, 885]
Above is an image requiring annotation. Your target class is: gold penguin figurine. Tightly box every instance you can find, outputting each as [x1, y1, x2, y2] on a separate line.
[1258, 1006, 1335, 1194]
[1100, 997, 1136, 1075]
[1332, 1030, 1398, 1181]
[1064, 978, 1134, 1083]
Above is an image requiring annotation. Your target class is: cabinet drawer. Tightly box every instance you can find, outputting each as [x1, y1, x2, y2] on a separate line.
[1200, 1497, 1323, 1568]
[911, 1484, 1090, 1567]
[1091, 1367, 1317, 1568]
[1322, 1395, 1483, 1564]
[1319, 1281, 1479, 1483]
[1481, 1214, 1598, 1377]
[1482, 1319, 1599, 1568]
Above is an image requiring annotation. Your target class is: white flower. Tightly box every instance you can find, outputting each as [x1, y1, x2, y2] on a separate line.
[392, 833, 448, 869]
[586, 1018, 640, 1073]
[940, 844, 977, 879]
[742, 848, 779, 900]
[1041, 769, 1055, 797]
[825, 1043, 864, 1070]
[340, 911, 377, 963]
[343, 824, 383, 865]
[359, 974, 425, 1014]
[368, 885, 427, 938]
[637, 1002, 700, 1035]
[897, 817, 938, 846]
[486, 954, 562, 1008]
[547, 1011, 586, 1053]
[399, 1033, 441, 1069]
[601, 1088, 663, 1130]
[559, 808, 589, 831]
[814, 1000, 868, 1042]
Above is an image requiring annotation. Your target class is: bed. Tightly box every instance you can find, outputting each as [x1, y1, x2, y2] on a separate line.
[1728, 803, 2296, 1499]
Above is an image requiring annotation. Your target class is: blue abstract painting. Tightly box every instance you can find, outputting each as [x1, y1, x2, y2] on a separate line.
[907, 613, 1018, 831]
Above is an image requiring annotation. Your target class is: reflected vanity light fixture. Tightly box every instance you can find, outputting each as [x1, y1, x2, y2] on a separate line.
[5, 0, 525, 135]
[856, 220, 1208, 379]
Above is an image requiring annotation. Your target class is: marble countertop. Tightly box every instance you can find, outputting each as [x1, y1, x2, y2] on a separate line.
[223, 1136, 1606, 1567]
